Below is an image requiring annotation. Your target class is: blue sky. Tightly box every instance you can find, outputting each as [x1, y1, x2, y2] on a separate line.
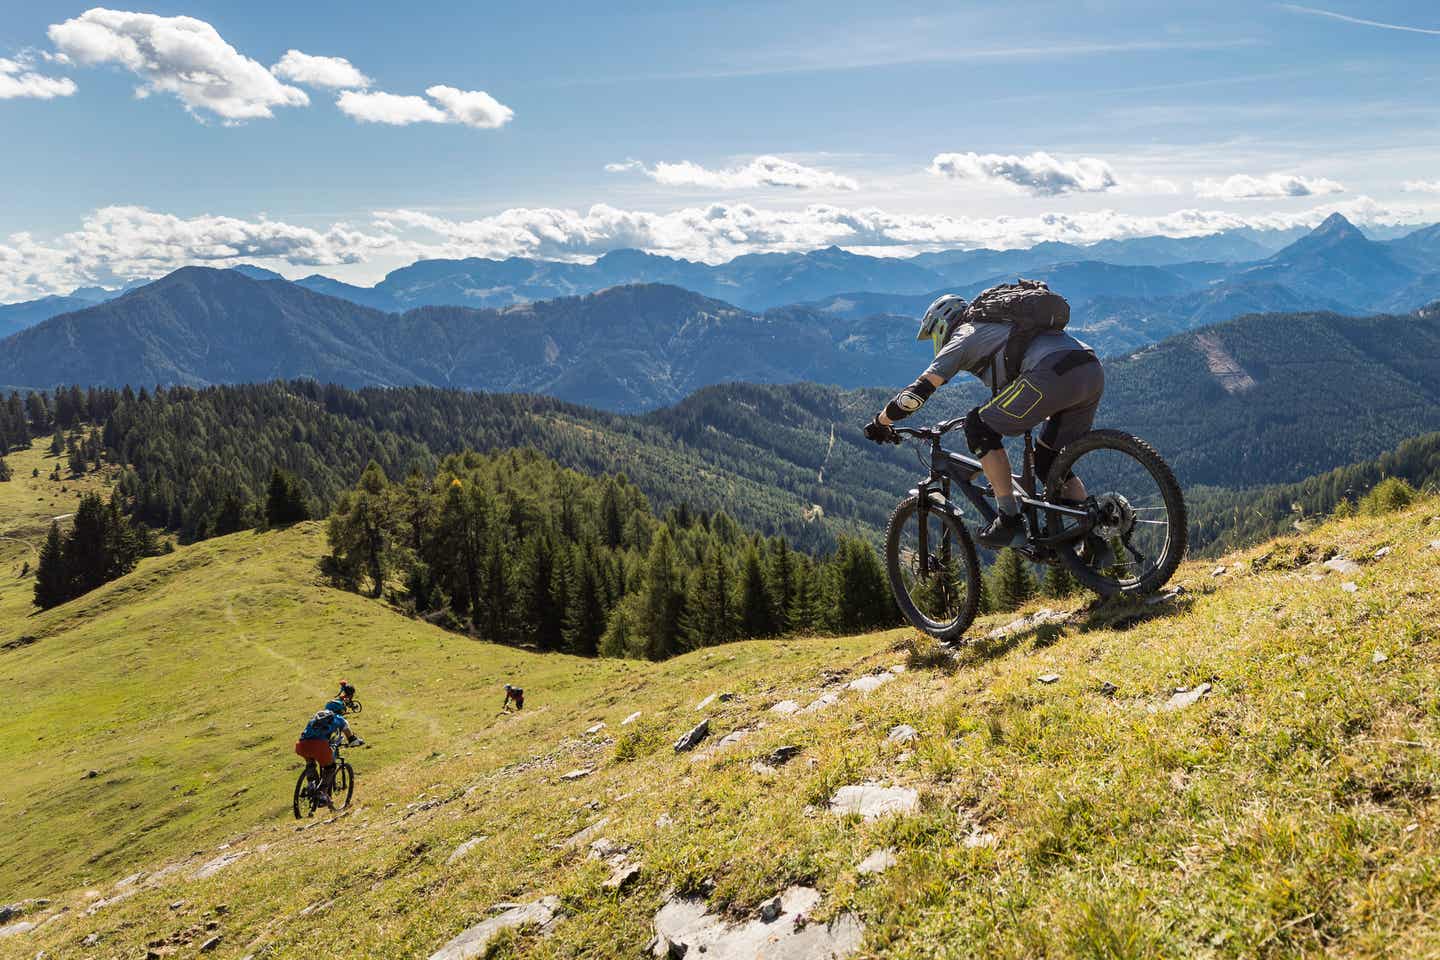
[1, 0, 1439, 299]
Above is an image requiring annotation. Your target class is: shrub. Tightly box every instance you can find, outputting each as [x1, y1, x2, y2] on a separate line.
[1359, 477, 1417, 516]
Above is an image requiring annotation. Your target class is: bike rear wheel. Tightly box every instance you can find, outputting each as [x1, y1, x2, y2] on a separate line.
[334, 762, 354, 810]
[1043, 430, 1187, 597]
[885, 493, 982, 640]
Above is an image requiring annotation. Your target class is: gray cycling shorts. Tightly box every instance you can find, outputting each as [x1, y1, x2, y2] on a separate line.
[978, 351, 1104, 450]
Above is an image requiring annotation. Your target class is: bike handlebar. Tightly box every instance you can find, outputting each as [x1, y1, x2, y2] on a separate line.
[893, 417, 965, 441]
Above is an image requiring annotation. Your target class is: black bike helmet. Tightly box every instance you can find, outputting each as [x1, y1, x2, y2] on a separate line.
[339, 680, 356, 698]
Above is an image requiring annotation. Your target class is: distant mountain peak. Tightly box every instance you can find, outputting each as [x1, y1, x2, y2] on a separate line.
[1312, 212, 1364, 240]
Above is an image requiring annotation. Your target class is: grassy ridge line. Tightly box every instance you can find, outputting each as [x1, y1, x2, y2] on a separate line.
[6, 497, 1440, 955]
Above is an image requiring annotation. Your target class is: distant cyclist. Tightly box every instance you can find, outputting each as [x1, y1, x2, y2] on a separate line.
[502, 684, 524, 712]
[294, 698, 364, 809]
[865, 292, 1106, 558]
[335, 679, 357, 711]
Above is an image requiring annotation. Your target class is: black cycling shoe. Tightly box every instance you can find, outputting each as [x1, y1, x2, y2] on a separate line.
[977, 512, 1027, 549]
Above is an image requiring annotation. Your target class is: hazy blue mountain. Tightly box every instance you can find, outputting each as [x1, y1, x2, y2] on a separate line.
[1387, 223, 1440, 272]
[0, 295, 96, 339]
[1232, 213, 1417, 311]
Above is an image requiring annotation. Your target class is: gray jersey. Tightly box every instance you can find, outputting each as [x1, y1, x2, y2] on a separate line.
[924, 323, 1093, 392]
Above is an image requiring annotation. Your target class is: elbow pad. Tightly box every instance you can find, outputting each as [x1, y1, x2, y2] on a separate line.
[883, 377, 936, 422]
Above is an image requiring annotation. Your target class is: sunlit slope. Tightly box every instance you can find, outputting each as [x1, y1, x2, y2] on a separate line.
[4, 497, 1440, 958]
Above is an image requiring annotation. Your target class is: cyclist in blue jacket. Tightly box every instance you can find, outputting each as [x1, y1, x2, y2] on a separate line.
[294, 700, 364, 809]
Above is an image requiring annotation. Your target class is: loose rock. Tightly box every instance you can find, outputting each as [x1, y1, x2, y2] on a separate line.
[621, 712, 642, 726]
[1342, 582, 1358, 593]
[887, 725, 919, 745]
[769, 700, 801, 715]
[828, 783, 919, 820]
[192, 850, 246, 880]
[800, 692, 841, 714]
[987, 608, 1067, 640]
[857, 848, 897, 875]
[200, 936, 223, 952]
[429, 897, 562, 960]
[847, 673, 892, 694]
[1372, 649, 1389, 664]
[1098, 680, 1119, 696]
[584, 723, 606, 735]
[673, 719, 710, 753]
[447, 836, 487, 865]
[603, 862, 641, 892]
[1374, 546, 1393, 559]
[1038, 674, 1060, 684]
[651, 886, 861, 959]
[768, 745, 801, 765]
[1162, 682, 1212, 711]
[560, 767, 594, 782]
[1324, 556, 1361, 576]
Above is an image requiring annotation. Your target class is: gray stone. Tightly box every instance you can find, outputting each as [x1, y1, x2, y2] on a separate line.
[584, 723, 606, 735]
[1342, 581, 1359, 593]
[603, 862, 641, 892]
[1211, 565, 1226, 577]
[1429, 540, 1440, 552]
[887, 724, 918, 745]
[82, 933, 101, 946]
[889, 663, 906, 674]
[847, 673, 892, 694]
[83, 769, 99, 779]
[856, 848, 897, 875]
[1372, 649, 1389, 664]
[1324, 556, 1361, 575]
[1037, 673, 1060, 684]
[563, 817, 610, 849]
[1374, 546, 1393, 559]
[800, 692, 841, 714]
[0, 920, 37, 939]
[750, 761, 778, 778]
[986, 608, 1067, 640]
[828, 783, 919, 820]
[429, 897, 562, 960]
[200, 935, 223, 952]
[447, 835, 487, 865]
[1098, 681, 1119, 696]
[758, 895, 783, 922]
[560, 767, 594, 781]
[651, 886, 861, 959]
[769, 700, 801, 715]
[588, 838, 629, 862]
[192, 850, 246, 880]
[1162, 682, 1212, 711]
[673, 719, 710, 753]
[621, 711, 642, 726]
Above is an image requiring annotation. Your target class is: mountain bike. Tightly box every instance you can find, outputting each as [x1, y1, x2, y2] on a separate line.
[292, 736, 362, 820]
[884, 420, 1186, 639]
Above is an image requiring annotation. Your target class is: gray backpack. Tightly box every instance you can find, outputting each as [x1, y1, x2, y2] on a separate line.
[965, 278, 1070, 386]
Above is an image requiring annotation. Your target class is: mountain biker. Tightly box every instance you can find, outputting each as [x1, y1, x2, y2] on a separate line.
[294, 700, 364, 809]
[503, 684, 524, 712]
[864, 293, 1105, 552]
[335, 679, 356, 711]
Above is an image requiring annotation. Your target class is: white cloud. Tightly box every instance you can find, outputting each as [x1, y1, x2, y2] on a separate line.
[48, 9, 308, 122]
[1193, 172, 1345, 200]
[1402, 180, 1440, 195]
[337, 90, 447, 125]
[271, 50, 370, 90]
[336, 85, 513, 128]
[5, 196, 1435, 301]
[0, 56, 77, 100]
[610, 156, 860, 191]
[929, 151, 1119, 196]
[424, 85, 513, 128]
[0, 206, 392, 302]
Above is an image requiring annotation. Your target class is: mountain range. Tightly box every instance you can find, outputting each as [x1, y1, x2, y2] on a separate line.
[7, 215, 1440, 342]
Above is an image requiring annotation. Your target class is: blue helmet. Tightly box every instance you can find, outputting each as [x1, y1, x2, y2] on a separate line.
[324, 698, 348, 715]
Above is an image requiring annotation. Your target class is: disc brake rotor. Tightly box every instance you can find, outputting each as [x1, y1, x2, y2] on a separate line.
[1092, 492, 1136, 540]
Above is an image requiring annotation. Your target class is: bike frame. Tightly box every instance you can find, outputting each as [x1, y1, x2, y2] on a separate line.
[898, 422, 1094, 572]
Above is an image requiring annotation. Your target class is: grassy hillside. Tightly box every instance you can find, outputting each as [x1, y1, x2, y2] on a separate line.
[5, 476, 1440, 956]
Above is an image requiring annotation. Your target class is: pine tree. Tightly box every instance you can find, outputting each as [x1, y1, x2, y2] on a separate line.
[49, 427, 63, 456]
[682, 550, 736, 649]
[736, 545, 775, 638]
[828, 537, 894, 634]
[767, 538, 797, 634]
[638, 526, 685, 660]
[0, 455, 10, 482]
[563, 547, 607, 656]
[988, 548, 1037, 612]
[33, 522, 68, 610]
[478, 539, 511, 644]
[786, 558, 824, 634]
[1041, 563, 1077, 599]
[265, 467, 310, 525]
[211, 491, 249, 536]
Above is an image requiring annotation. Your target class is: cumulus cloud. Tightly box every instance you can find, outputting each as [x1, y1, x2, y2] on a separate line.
[1402, 180, 1440, 195]
[609, 156, 860, 191]
[0, 206, 392, 302]
[336, 90, 447, 125]
[271, 49, 371, 89]
[1193, 172, 1345, 200]
[424, 85, 513, 128]
[336, 85, 513, 128]
[5, 196, 1435, 301]
[929, 151, 1118, 196]
[48, 8, 308, 121]
[0, 55, 77, 99]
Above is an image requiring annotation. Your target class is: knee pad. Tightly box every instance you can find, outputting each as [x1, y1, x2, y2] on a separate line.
[963, 406, 1003, 458]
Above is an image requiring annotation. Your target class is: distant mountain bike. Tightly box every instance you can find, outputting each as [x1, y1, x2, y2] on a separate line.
[293, 736, 361, 819]
[884, 421, 1186, 640]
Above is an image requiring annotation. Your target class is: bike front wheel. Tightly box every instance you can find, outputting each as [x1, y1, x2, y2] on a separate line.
[885, 493, 982, 641]
[1043, 430, 1187, 597]
[293, 769, 316, 820]
[334, 762, 354, 810]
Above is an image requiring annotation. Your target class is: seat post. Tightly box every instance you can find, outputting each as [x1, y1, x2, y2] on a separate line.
[1022, 430, 1035, 496]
